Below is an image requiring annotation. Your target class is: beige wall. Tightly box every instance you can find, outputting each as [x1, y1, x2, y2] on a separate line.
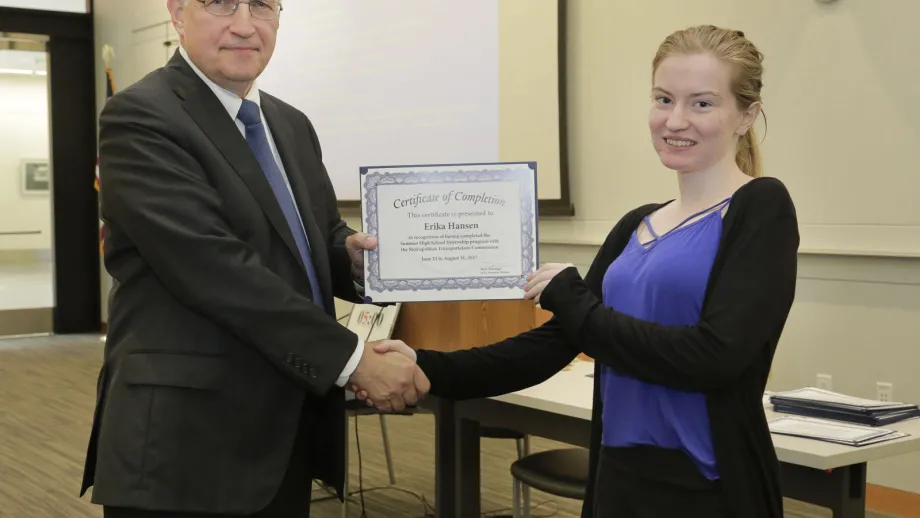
[95, 0, 920, 494]
[499, 0, 562, 200]
[93, 0, 177, 120]
[93, 0, 178, 321]
[539, 0, 920, 257]
[0, 74, 52, 253]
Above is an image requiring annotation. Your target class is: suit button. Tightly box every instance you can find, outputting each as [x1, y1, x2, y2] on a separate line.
[285, 353, 294, 364]
[294, 357, 303, 367]
[307, 367, 318, 379]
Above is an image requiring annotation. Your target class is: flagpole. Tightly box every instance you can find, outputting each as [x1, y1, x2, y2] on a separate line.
[98, 44, 116, 343]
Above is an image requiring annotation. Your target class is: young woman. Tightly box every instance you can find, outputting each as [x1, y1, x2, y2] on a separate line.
[361, 25, 798, 518]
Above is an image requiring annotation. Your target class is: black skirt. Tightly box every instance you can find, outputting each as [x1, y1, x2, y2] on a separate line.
[593, 445, 727, 518]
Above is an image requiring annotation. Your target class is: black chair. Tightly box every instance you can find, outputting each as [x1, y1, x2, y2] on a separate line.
[479, 426, 531, 517]
[509, 448, 590, 518]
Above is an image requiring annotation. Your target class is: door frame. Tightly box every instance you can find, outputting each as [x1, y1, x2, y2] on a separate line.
[0, 6, 100, 334]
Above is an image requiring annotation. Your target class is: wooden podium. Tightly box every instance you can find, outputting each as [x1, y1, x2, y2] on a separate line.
[392, 300, 541, 352]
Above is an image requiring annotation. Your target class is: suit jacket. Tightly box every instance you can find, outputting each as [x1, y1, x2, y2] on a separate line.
[80, 51, 363, 514]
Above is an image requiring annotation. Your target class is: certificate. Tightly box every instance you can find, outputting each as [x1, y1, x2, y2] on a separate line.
[360, 162, 538, 303]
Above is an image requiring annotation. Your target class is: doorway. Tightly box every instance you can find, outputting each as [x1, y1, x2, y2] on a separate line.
[0, 7, 101, 337]
[0, 33, 54, 337]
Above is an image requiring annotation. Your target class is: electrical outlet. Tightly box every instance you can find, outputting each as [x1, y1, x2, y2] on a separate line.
[816, 374, 833, 391]
[877, 382, 893, 402]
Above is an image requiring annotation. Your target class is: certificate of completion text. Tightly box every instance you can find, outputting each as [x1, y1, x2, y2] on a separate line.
[360, 162, 538, 302]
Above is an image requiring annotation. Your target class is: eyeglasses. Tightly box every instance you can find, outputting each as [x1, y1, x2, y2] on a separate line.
[196, 0, 283, 21]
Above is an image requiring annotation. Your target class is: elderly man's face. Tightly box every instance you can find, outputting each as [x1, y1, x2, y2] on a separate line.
[168, 0, 280, 97]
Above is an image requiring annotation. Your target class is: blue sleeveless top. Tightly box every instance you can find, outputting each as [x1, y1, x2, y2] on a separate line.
[599, 197, 730, 480]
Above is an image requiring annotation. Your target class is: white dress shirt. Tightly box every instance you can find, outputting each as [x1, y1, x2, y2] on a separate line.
[178, 47, 364, 387]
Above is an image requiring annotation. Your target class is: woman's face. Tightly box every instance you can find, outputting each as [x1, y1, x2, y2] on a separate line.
[649, 52, 753, 173]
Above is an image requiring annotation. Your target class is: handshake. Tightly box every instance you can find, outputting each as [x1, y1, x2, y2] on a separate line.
[347, 339, 429, 412]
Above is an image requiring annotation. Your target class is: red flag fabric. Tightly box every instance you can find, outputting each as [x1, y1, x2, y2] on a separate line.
[96, 63, 115, 253]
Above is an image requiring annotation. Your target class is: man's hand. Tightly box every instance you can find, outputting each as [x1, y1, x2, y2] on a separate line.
[351, 340, 427, 408]
[348, 339, 425, 412]
[345, 232, 378, 277]
[523, 263, 575, 303]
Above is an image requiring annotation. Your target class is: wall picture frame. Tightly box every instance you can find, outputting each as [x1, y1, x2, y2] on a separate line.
[20, 159, 50, 195]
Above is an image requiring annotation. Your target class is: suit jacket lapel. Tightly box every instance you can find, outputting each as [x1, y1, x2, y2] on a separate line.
[260, 95, 334, 309]
[164, 53, 309, 280]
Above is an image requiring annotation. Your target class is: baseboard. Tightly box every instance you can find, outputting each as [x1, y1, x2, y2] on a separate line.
[868, 484, 920, 518]
[0, 249, 53, 264]
[0, 308, 53, 336]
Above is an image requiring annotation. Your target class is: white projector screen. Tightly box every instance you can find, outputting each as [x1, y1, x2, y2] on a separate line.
[259, 0, 570, 213]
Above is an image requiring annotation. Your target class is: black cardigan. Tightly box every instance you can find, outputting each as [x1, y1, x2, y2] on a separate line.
[415, 177, 799, 518]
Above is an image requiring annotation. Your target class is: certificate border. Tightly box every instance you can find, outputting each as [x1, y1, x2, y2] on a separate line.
[360, 162, 538, 302]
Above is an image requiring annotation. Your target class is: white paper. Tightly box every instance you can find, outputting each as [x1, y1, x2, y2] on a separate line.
[768, 416, 894, 443]
[360, 162, 538, 303]
[345, 303, 401, 342]
[0, 0, 86, 12]
[856, 431, 909, 446]
[260, 0, 500, 201]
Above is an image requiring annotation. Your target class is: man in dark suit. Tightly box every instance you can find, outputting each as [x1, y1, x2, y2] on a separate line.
[80, 1, 429, 516]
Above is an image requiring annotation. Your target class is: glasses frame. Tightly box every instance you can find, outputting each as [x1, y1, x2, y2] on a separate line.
[196, 0, 284, 21]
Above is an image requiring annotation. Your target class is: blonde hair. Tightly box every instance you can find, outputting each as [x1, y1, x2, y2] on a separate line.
[652, 25, 765, 178]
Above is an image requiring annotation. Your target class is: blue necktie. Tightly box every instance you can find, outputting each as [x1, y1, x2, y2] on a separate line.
[237, 99, 324, 309]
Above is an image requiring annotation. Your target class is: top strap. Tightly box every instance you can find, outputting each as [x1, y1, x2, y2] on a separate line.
[643, 215, 661, 240]
[672, 196, 732, 230]
[644, 196, 732, 241]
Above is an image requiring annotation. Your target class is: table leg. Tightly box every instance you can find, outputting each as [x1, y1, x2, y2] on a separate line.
[830, 464, 867, 518]
[779, 462, 866, 518]
[433, 399, 484, 518]
[433, 398, 456, 518]
[456, 417, 482, 518]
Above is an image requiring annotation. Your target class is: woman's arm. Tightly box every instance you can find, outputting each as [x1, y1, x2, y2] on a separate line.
[540, 194, 799, 392]
[404, 206, 647, 401]
[414, 319, 578, 400]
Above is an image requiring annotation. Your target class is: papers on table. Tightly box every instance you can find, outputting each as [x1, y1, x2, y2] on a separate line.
[769, 387, 920, 427]
[344, 303, 401, 342]
[772, 387, 915, 410]
[768, 416, 909, 447]
[342, 304, 401, 402]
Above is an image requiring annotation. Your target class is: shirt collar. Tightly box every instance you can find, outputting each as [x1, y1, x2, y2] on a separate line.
[179, 45, 261, 121]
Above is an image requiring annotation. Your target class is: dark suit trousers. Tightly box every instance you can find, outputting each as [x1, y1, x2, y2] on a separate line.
[104, 400, 317, 518]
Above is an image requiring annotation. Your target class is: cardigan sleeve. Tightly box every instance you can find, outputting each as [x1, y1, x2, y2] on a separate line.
[539, 210, 799, 392]
[413, 208, 647, 400]
[414, 320, 578, 400]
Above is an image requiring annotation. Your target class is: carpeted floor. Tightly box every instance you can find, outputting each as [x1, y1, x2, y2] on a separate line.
[0, 334, 899, 517]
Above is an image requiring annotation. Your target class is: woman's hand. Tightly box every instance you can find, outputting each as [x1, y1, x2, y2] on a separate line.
[370, 339, 417, 362]
[524, 263, 575, 303]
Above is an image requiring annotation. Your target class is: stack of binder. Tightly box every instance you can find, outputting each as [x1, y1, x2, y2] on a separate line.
[770, 387, 920, 427]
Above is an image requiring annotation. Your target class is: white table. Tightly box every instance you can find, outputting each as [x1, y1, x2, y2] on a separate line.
[428, 359, 920, 518]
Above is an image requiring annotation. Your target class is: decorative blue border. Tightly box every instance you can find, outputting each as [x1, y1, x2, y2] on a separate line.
[361, 162, 537, 299]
